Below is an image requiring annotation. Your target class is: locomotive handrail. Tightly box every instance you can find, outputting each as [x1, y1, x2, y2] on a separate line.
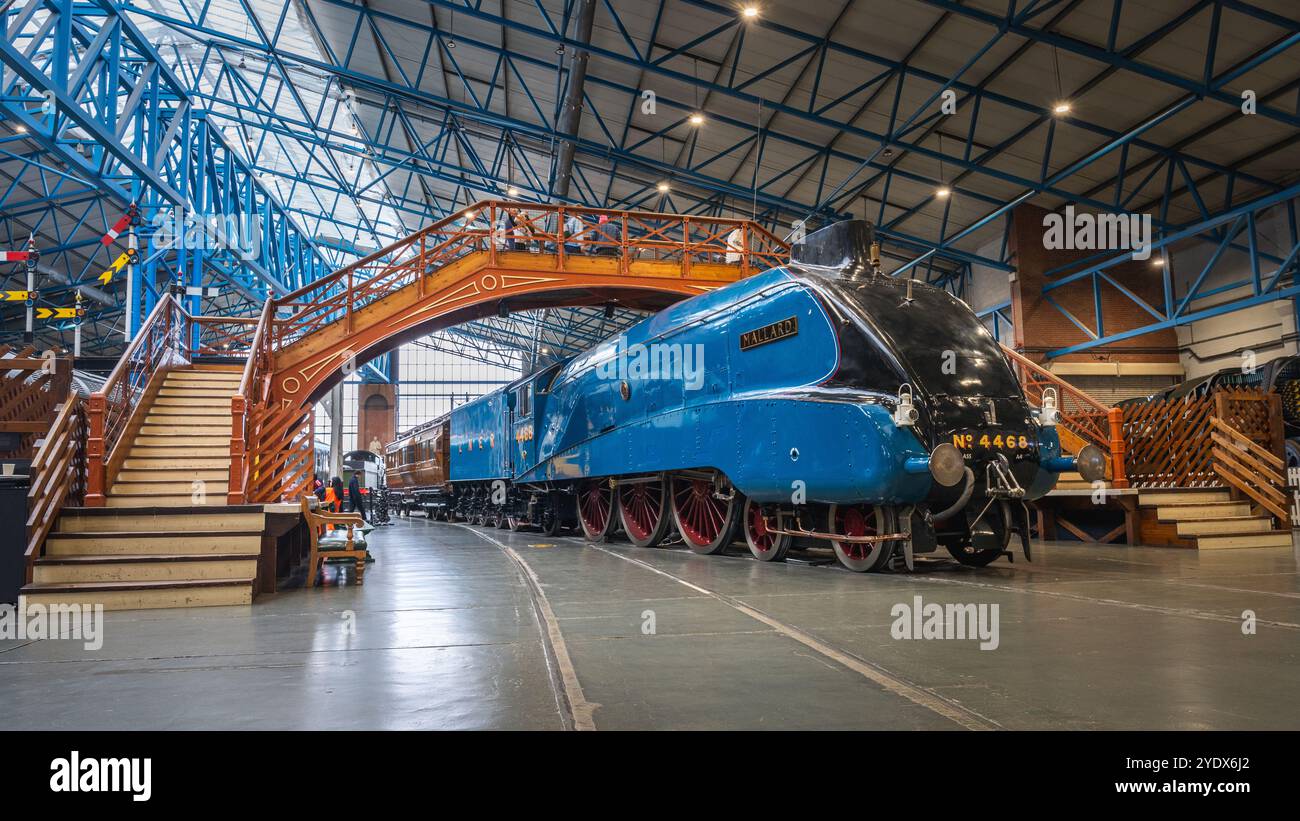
[999, 344, 1127, 488]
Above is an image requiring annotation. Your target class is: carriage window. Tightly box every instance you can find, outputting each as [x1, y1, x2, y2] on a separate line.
[517, 384, 532, 417]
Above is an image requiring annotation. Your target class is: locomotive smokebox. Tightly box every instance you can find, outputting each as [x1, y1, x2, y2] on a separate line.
[791, 219, 878, 279]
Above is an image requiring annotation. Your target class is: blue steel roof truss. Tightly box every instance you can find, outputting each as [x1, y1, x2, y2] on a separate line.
[0, 0, 1295, 365]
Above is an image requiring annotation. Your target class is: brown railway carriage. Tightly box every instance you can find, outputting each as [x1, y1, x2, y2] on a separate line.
[384, 414, 455, 517]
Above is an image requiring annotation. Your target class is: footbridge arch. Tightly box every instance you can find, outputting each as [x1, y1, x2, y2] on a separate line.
[229, 201, 790, 503]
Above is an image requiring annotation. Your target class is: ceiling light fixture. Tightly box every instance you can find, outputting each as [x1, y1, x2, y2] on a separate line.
[657, 182, 670, 193]
[742, 6, 759, 19]
[935, 186, 951, 199]
[689, 113, 705, 126]
[1053, 102, 1071, 115]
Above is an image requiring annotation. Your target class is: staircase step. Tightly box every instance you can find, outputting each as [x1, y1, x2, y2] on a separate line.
[146, 405, 229, 417]
[1140, 488, 1233, 506]
[130, 439, 227, 452]
[153, 396, 233, 408]
[106, 493, 230, 507]
[1176, 516, 1276, 536]
[158, 384, 239, 394]
[111, 479, 229, 496]
[116, 468, 229, 483]
[1157, 502, 1253, 520]
[161, 384, 240, 394]
[58, 508, 264, 533]
[19, 578, 253, 611]
[33, 554, 258, 584]
[140, 423, 231, 435]
[1056, 475, 1093, 489]
[167, 368, 242, 379]
[45, 531, 262, 555]
[170, 366, 244, 374]
[122, 456, 231, 470]
[1196, 531, 1293, 550]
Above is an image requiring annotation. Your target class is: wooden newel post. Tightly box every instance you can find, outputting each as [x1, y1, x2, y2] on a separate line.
[741, 224, 750, 278]
[620, 215, 629, 276]
[1107, 406, 1128, 489]
[556, 206, 566, 269]
[84, 392, 107, 506]
[682, 217, 691, 277]
[228, 394, 246, 504]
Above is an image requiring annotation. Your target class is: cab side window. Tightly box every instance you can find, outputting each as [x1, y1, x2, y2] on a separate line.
[517, 383, 532, 418]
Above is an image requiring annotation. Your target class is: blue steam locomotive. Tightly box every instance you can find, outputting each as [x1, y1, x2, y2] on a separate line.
[389, 221, 1102, 571]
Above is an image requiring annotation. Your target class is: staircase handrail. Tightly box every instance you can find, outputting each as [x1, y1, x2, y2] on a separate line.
[999, 344, 1128, 487]
[24, 396, 87, 583]
[229, 298, 274, 504]
[1209, 416, 1289, 524]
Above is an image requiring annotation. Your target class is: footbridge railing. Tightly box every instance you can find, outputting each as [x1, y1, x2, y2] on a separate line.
[270, 200, 790, 349]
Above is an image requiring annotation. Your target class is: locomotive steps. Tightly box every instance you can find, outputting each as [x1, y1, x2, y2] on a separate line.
[20, 365, 261, 611]
[1137, 487, 1291, 550]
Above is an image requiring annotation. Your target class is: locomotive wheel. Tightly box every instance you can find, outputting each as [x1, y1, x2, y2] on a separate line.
[496, 511, 510, 529]
[743, 499, 791, 562]
[540, 506, 562, 537]
[577, 480, 617, 542]
[670, 475, 740, 555]
[618, 474, 671, 548]
[946, 502, 1012, 567]
[506, 515, 527, 532]
[1286, 438, 1300, 472]
[828, 503, 897, 572]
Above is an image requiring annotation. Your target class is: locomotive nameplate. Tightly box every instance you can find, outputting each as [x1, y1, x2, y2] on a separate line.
[739, 316, 799, 351]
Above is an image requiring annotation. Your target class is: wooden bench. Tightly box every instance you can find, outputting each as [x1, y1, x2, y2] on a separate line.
[300, 496, 368, 586]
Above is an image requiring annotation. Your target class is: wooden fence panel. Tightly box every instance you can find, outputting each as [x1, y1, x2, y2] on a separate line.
[1122, 388, 1280, 489]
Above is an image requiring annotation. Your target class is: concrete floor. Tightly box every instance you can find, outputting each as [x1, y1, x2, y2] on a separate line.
[2, 518, 1298, 730]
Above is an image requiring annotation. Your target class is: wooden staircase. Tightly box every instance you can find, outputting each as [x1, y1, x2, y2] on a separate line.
[108, 366, 240, 507]
[1136, 487, 1292, 550]
[20, 365, 261, 610]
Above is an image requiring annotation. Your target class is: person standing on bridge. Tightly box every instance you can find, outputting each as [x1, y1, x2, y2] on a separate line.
[564, 212, 585, 255]
[725, 226, 745, 264]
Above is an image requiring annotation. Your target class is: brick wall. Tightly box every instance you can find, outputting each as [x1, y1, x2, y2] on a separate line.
[357, 383, 397, 454]
[1009, 203, 1179, 365]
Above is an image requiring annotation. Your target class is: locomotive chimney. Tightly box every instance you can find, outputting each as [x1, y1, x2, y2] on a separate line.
[790, 219, 880, 280]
